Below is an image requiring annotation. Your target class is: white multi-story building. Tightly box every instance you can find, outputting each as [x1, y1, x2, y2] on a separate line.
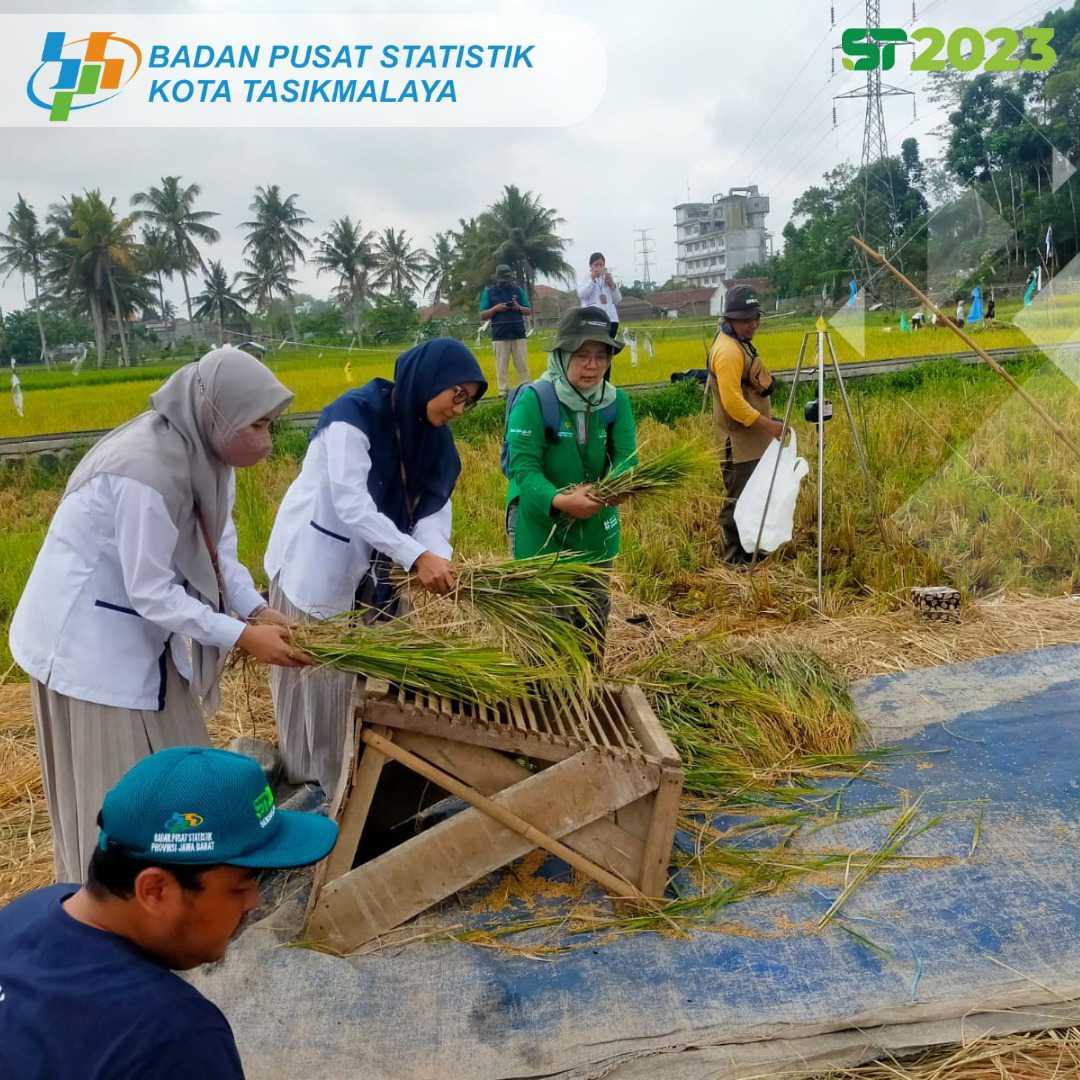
[674, 186, 770, 287]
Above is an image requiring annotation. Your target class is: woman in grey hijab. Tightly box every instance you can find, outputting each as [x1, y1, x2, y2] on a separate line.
[9, 347, 307, 884]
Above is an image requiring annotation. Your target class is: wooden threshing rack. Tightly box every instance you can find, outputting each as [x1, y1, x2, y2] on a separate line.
[305, 678, 684, 954]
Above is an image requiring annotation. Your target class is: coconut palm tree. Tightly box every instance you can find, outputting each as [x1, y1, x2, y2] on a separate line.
[130, 176, 220, 327]
[48, 191, 140, 367]
[241, 185, 311, 341]
[312, 216, 375, 338]
[372, 227, 428, 302]
[139, 226, 177, 320]
[193, 260, 248, 346]
[238, 244, 298, 331]
[0, 195, 56, 365]
[423, 231, 459, 305]
[475, 185, 574, 307]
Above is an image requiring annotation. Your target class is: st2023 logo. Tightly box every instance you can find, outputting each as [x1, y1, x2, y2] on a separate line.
[842, 26, 1057, 74]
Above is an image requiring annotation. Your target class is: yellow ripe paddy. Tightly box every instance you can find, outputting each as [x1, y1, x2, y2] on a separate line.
[0, 318, 1036, 438]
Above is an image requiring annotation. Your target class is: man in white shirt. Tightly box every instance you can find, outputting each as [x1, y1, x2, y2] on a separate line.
[577, 252, 623, 337]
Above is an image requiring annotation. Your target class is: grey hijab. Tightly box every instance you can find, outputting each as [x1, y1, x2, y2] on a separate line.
[64, 347, 293, 713]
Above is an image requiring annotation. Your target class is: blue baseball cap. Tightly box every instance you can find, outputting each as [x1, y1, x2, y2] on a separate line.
[97, 747, 338, 868]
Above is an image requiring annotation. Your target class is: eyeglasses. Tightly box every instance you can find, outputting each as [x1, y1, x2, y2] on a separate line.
[572, 351, 610, 367]
[451, 385, 479, 410]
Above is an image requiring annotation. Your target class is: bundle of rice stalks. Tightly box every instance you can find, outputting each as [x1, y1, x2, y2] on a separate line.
[590, 442, 715, 504]
[632, 640, 863, 798]
[291, 617, 537, 705]
[398, 555, 609, 682]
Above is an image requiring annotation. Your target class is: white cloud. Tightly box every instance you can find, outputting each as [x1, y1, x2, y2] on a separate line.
[0, 0, 1014, 313]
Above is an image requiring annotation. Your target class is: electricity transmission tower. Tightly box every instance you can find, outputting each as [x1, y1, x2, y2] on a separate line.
[832, 2, 915, 169]
[634, 228, 656, 287]
[832, 1, 917, 284]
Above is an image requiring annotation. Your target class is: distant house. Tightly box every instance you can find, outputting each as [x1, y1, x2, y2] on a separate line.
[615, 295, 658, 323]
[418, 302, 451, 322]
[646, 287, 717, 319]
[530, 284, 577, 327]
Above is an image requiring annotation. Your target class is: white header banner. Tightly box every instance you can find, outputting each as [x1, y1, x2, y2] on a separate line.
[0, 14, 606, 127]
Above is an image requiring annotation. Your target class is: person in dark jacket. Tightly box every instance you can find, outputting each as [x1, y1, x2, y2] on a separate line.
[480, 263, 532, 394]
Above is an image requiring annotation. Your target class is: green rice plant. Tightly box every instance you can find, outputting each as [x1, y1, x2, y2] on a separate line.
[292, 617, 537, 704]
[404, 555, 611, 682]
[590, 441, 716, 504]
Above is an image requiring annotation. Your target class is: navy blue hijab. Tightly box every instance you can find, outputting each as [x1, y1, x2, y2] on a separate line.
[311, 338, 488, 531]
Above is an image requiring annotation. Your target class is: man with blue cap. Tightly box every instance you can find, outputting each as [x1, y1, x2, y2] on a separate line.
[0, 746, 338, 1079]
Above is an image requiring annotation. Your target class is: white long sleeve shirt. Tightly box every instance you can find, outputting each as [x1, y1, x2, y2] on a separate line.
[577, 275, 623, 323]
[264, 421, 452, 619]
[10, 473, 261, 711]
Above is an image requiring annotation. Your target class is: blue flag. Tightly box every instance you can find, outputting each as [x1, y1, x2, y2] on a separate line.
[967, 286, 983, 323]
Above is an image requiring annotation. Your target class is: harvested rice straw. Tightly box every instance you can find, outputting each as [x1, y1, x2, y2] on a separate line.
[397, 555, 610, 682]
[589, 442, 715, 504]
[292, 616, 538, 704]
[781, 1025, 1080, 1078]
[817, 796, 939, 930]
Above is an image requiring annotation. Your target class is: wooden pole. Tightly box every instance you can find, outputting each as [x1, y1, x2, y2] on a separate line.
[851, 235, 1080, 462]
[360, 728, 647, 901]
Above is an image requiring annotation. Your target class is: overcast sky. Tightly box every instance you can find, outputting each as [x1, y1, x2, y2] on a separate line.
[0, 0, 1044, 313]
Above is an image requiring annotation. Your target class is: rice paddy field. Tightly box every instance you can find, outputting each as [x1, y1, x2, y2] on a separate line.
[0, 310, 1040, 438]
[2, 349, 1080, 1077]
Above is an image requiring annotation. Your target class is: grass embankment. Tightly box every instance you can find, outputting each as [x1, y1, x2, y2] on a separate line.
[0, 314, 1037, 438]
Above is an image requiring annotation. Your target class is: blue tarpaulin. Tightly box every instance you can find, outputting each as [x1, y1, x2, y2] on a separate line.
[192, 645, 1080, 1079]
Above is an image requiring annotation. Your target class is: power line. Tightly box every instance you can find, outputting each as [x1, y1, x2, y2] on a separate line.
[720, 0, 863, 180]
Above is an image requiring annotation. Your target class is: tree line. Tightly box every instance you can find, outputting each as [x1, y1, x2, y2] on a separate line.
[0, 179, 574, 366]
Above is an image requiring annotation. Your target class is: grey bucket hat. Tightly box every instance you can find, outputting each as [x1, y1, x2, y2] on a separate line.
[555, 306, 624, 355]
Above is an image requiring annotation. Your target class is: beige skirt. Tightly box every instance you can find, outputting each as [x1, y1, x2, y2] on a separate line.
[269, 579, 355, 797]
[31, 652, 209, 885]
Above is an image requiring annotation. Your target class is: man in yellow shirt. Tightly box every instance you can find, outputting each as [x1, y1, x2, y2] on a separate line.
[708, 286, 785, 564]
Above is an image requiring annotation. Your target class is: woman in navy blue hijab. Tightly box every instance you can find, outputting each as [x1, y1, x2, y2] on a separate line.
[264, 338, 487, 795]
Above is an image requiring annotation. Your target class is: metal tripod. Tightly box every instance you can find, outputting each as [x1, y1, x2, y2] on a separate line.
[749, 319, 878, 607]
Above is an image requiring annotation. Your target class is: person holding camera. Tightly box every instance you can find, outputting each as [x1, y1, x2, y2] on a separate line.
[709, 286, 784, 566]
[577, 252, 622, 337]
[480, 264, 532, 394]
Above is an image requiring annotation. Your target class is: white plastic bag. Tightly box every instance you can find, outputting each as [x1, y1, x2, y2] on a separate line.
[734, 430, 810, 554]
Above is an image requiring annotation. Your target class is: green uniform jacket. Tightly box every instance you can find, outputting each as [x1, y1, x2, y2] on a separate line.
[506, 386, 637, 562]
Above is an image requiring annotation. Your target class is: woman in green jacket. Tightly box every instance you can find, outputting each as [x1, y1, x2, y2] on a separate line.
[505, 305, 637, 644]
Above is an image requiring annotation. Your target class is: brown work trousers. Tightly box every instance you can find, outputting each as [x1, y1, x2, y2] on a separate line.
[720, 444, 759, 564]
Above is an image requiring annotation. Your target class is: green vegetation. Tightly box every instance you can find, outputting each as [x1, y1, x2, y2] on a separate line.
[1, 356, 1077, 680]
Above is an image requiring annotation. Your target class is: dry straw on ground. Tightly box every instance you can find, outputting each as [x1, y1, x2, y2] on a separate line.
[5, 591, 1077, 909]
[780, 1025, 1080, 1078]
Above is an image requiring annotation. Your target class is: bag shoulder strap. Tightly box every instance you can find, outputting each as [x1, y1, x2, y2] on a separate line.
[530, 379, 563, 437]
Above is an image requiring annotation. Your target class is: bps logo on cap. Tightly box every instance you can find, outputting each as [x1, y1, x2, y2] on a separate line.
[27, 31, 142, 122]
[164, 811, 205, 833]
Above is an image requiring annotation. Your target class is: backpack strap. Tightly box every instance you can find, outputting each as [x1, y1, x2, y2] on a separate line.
[600, 397, 618, 470]
[529, 378, 563, 438]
